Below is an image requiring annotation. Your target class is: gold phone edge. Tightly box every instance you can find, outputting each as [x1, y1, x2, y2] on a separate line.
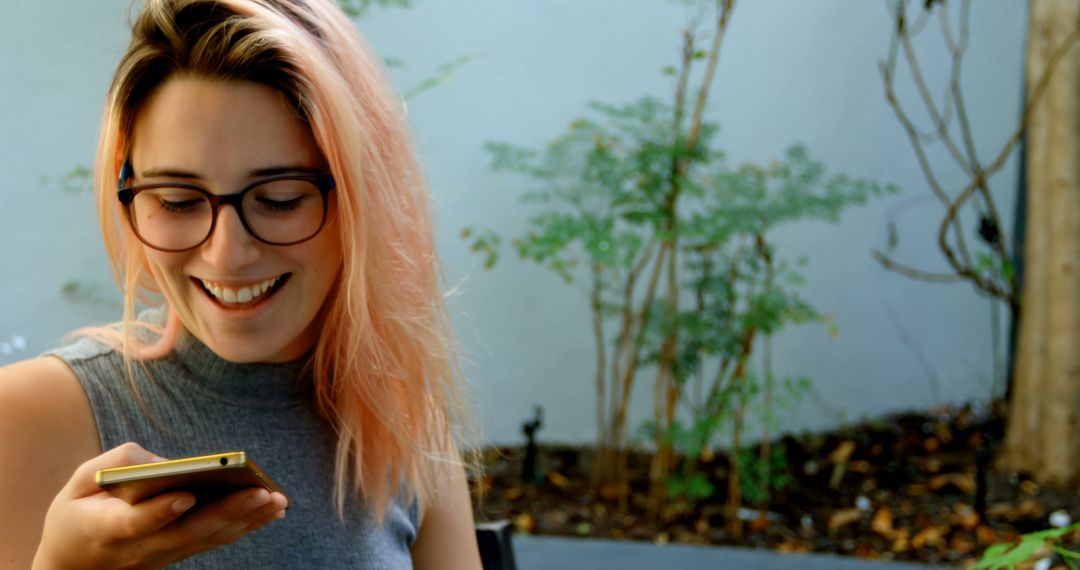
[96, 451, 248, 486]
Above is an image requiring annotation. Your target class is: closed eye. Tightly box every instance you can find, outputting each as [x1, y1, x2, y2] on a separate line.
[255, 196, 305, 212]
[159, 198, 204, 213]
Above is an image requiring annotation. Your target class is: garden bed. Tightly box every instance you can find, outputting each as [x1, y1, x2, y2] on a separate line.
[472, 402, 1080, 566]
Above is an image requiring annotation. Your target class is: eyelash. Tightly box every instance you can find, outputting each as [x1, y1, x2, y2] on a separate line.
[159, 199, 202, 212]
[257, 196, 304, 211]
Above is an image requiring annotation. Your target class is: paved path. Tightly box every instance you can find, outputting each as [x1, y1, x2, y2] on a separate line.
[512, 535, 954, 570]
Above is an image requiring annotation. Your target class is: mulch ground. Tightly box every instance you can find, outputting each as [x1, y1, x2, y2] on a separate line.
[471, 402, 1080, 567]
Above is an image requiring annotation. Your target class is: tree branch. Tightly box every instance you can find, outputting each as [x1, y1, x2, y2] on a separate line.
[686, 0, 734, 151]
[895, 4, 971, 170]
[872, 249, 967, 283]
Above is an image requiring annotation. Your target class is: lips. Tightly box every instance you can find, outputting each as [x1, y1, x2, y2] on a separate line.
[194, 274, 290, 308]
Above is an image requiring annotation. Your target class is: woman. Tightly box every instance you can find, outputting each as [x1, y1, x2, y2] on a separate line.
[0, 0, 482, 567]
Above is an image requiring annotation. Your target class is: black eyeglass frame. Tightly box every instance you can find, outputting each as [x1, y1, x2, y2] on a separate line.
[116, 163, 336, 253]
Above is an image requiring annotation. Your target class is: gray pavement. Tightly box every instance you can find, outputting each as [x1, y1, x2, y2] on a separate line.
[512, 535, 954, 570]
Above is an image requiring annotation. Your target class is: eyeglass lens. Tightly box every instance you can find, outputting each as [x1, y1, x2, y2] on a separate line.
[130, 179, 325, 250]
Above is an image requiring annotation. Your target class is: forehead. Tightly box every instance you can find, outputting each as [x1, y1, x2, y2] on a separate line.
[130, 76, 323, 176]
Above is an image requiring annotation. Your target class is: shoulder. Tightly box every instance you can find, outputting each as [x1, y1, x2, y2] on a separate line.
[410, 438, 482, 570]
[0, 356, 101, 566]
[45, 334, 118, 365]
[0, 354, 102, 471]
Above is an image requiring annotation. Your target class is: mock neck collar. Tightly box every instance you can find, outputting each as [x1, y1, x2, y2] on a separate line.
[169, 328, 314, 408]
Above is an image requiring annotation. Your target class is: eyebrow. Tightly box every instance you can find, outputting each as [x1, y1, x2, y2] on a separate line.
[139, 165, 326, 179]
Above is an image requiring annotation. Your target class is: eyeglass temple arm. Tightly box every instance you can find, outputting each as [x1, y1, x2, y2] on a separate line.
[118, 160, 133, 191]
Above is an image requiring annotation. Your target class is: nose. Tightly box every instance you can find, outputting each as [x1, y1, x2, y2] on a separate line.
[200, 204, 261, 269]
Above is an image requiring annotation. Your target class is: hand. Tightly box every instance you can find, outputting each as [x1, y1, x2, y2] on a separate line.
[33, 443, 288, 570]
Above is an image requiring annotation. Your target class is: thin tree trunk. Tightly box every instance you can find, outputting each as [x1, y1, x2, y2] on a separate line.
[594, 241, 656, 489]
[610, 242, 670, 456]
[591, 261, 608, 474]
[725, 355, 750, 540]
[724, 322, 757, 540]
[757, 246, 775, 525]
[1000, 0, 1080, 486]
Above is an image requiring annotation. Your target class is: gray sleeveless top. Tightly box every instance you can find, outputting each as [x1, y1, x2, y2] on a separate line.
[46, 326, 418, 569]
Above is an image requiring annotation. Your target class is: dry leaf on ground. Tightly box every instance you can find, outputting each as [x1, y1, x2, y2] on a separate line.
[928, 472, 975, 495]
[829, 508, 864, 529]
[872, 505, 895, 538]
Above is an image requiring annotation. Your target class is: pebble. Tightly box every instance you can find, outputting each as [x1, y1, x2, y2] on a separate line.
[736, 508, 783, 522]
[1049, 510, 1071, 528]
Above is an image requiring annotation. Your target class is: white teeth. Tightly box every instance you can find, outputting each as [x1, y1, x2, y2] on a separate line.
[199, 276, 281, 305]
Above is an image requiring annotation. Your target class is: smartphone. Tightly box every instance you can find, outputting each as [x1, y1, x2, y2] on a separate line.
[95, 451, 288, 507]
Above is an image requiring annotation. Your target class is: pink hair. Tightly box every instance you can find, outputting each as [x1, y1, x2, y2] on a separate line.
[80, 0, 476, 522]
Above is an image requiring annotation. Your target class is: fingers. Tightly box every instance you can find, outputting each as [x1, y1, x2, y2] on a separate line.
[206, 507, 285, 548]
[40, 445, 289, 569]
[57, 486, 285, 569]
[74, 490, 195, 545]
[149, 488, 288, 555]
[128, 492, 199, 537]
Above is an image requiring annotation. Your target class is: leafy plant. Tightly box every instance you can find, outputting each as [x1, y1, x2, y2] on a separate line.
[737, 444, 791, 505]
[468, 0, 896, 533]
[40, 165, 91, 194]
[971, 524, 1080, 570]
[336, 0, 412, 18]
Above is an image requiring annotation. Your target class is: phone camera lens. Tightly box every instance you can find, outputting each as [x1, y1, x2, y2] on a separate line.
[220, 457, 228, 465]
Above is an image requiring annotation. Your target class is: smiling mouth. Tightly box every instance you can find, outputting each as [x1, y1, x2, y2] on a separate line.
[193, 274, 291, 309]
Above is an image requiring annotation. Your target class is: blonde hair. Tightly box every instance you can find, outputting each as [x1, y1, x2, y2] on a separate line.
[86, 0, 474, 521]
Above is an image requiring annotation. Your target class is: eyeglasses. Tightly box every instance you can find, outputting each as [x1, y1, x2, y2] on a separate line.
[116, 162, 335, 252]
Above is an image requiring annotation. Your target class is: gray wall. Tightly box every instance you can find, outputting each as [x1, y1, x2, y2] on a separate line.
[0, 1, 1025, 444]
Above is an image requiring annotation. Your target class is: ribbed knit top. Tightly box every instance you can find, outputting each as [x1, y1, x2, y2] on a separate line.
[45, 322, 418, 569]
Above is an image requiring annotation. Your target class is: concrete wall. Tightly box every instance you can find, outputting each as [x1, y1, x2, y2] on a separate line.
[0, 1, 1026, 444]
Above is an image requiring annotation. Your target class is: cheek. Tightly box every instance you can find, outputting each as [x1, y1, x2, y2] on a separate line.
[303, 239, 342, 299]
[314, 221, 342, 271]
[143, 249, 191, 295]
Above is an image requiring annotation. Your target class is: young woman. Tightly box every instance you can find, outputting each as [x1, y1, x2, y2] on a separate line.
[0, 0, 482, 567]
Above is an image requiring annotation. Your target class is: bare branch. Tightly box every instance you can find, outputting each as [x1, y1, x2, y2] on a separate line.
[672, 30, 694, 138]
[936, 176, 1009, 298]
[907, 2, 932, 36]
[945, 0, 996, 210]
[881, 57, 974, 273]
[880, 62, 952, 206]
[936, 14, 1080, 303]
[899, 14, 971, 169]
[872, 249, 967, 283]
[942, 0, 1007, 253]
[938, 0, 958, 54]
[686, 0, 734, 151]
[983, 20, 1080, 180]
[879, 0, 1064, 302]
